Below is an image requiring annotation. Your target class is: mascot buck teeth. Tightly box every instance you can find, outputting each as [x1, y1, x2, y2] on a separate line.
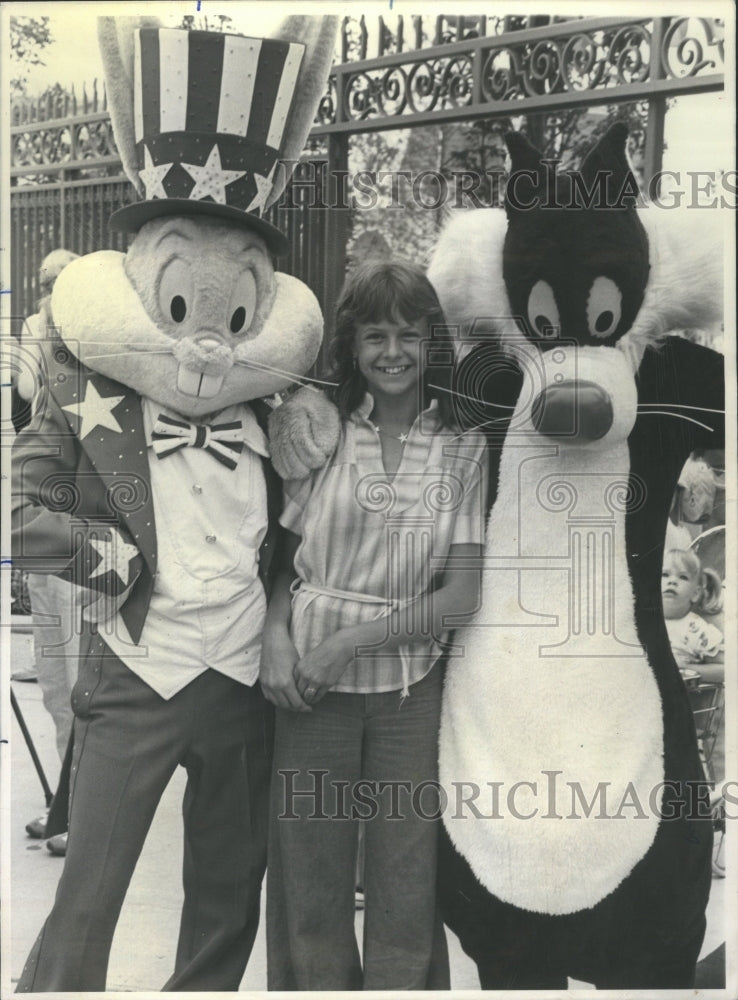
[12, 15, 336, 992]
[271, 122, 725, 989]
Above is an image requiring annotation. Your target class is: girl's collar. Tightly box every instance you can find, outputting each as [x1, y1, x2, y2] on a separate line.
[352, 392, 439, 424]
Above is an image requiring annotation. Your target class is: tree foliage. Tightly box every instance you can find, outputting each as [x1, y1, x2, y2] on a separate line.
[10, 16, 53, 95]
[179, 14, 234, 33]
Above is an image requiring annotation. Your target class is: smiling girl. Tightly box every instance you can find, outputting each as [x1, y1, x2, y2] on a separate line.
[260, 260, 488, 990]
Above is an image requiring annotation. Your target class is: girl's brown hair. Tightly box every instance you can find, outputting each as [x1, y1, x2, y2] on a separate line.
[325, 259, 457, 428]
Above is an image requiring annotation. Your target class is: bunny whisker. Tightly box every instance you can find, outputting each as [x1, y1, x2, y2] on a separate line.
[83, 350, 174, 360]
[234, 357, 338, 388]
[71, 341, 175, 347]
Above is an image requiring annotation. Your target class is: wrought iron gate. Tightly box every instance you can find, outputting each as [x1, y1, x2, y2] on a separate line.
[9, 13, 726, 335]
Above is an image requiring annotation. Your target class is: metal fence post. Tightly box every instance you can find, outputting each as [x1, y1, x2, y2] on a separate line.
[643, 17, 669, 199]
[322, 131, 350, 368]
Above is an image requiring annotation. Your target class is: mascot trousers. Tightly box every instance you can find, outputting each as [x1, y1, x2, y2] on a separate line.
[16, 632, 272, 992]
[266, 663, 450, 991]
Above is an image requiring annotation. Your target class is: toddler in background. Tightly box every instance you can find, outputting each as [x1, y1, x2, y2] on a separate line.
[662, 548, 723, 670]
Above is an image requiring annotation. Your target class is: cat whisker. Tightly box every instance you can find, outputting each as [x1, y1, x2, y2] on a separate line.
[637, 410, 713, 432]
[428, 384, 516, 409]
[448, 417, 511, 441]
[637, 403, 724, 415]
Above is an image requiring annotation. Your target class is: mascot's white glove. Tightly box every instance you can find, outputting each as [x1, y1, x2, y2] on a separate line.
[268, 387, 341, 479]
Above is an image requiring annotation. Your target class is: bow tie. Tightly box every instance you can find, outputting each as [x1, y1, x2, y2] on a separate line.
[152, 414, 244, 470]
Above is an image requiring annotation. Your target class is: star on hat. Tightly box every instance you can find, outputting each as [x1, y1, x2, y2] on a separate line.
[139, 146, 172, 200]
[181, 144, 247, 204]
[62, 381, 125, 440]
[246, 163, 276, 215]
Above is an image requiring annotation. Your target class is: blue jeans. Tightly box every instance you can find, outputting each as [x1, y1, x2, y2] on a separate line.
[267, 663, 450, 991]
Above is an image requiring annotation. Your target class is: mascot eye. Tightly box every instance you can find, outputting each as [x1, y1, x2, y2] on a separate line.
[228, 271, 257, 335]
[171, 296, 187, 322]
[527, 281, 560, 338]
[157, 258, 194, 326]
[587, 277, 622, 339]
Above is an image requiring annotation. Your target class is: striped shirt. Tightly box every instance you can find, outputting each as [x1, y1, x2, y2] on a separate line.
[281, 394, 488, 694]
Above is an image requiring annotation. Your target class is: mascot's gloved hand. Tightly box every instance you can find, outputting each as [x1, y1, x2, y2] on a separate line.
[269, 387, 341, 479]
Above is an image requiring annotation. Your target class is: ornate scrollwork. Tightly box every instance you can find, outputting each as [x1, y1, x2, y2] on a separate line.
[481, 48, 521, 102]
[342, 53, 477, 123]
[607, 24, 650, 85]
[406, 60, 441, 114]
[439, 55, 474, 108]
[525, 40, 562, 96]
[561, 33, 606, 91]
[315, 77, 338, 127]
[344, 70, 379, 121]
[661, 18, 722, 79]
[317, 16, 724, 129]
[12, 127, 72, 169]
[377, 65, 410, 117]
[75, 118, 118, 160]
[11, 115, 120, 172]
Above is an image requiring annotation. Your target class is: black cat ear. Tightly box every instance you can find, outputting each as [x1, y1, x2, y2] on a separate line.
[504, 130, 544, 173]
[579, 122, 640, 209]
[504, 130, 546, 217]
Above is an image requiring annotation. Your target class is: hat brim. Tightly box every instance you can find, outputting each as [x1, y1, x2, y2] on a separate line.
[110, 199, 289, 257]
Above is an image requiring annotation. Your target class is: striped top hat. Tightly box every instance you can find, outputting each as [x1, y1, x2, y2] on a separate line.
[110, 28, 305, 255]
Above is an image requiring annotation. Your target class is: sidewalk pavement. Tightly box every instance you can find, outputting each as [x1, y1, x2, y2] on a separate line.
[5, 625, 726, 992]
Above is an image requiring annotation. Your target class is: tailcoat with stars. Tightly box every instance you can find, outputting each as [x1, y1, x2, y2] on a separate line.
[11, 339, 281, 643]
[11, 340, 281, 993]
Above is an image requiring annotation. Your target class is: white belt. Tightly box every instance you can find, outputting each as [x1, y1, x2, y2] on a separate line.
[290, 579, 414, 697]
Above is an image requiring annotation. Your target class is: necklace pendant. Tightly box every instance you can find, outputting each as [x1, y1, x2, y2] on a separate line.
[370, 420, 411, 443]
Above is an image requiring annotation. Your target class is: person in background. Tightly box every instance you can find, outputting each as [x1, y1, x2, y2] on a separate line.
[662, 547, 724, 786]
[662, 548, 724, 669]
[665, 455, 718, 551]
[13, 250, 81, 856]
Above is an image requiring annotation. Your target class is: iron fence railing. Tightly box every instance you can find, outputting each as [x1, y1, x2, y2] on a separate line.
[8, 14, 727, 337]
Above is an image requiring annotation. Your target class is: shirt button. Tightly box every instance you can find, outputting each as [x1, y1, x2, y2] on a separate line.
[192, 484, 203, 494]
[206, 535, 217, 543]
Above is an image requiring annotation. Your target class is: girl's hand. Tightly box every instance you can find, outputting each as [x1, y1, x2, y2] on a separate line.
[260, 625, 312, 712]
[293, 630, 356, 704]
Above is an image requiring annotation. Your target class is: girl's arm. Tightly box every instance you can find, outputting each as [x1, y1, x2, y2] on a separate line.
[293, 542, 483, 702]
[259, 529, 312, 712]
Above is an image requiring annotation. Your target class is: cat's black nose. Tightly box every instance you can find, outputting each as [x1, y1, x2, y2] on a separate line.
[531, 380, 613, 441]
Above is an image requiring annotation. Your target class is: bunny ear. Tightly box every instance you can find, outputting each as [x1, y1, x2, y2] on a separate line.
[266, 15, 338, 208]
[98, 16, 161, 197]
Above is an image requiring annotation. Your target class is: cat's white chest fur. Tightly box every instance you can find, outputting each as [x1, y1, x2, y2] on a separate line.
[440, 345, 663, 915]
